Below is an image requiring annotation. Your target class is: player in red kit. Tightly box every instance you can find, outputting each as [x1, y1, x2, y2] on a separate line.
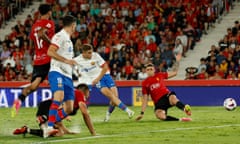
[12, 4, 55, 117]
[13, 83, 96, 137]
[136, 55, 192, 122]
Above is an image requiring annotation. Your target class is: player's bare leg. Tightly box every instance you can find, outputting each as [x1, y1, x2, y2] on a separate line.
[12, 78, 42, 117]
[101, 87, 134, 120]
[169, 94, 192, 116]
[104, 87, 119, 121]
[155, 109, 179, 121]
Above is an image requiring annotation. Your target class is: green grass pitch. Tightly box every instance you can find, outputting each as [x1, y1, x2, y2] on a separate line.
[0, 106, 239, 144]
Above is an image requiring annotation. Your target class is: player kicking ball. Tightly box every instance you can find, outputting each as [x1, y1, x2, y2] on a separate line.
[13, 83, 96, 137]
[74, 44, 134, 122]
[136, 54, 192, 122]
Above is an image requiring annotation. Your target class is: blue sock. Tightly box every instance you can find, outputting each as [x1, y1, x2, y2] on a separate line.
[108, 104, 115, 114]
[118, 102, 127, 111]
[48, 100, 61, 127]
[56, 108, 68, 122]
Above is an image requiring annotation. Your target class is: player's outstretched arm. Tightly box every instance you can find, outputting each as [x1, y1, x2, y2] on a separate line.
[79, 102, 96, 136]
[136, 94, 148, 121]
[168, 54, 181, 78]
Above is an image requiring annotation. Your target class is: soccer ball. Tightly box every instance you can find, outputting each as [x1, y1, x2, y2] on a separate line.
[223, 98, 237, 111]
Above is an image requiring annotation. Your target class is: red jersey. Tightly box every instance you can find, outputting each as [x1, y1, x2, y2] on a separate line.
[73, 89, 86, 110]
[142, 72, 170, 104]
[30, 19, 55, 65]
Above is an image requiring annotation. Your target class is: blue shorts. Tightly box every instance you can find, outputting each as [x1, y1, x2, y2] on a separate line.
[95, 74, 116, 91]
[48, 71, 74, 102]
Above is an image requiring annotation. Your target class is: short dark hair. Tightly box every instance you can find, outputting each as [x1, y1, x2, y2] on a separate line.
[144, 63, 154, 68]
[76, 83, 89, 93]
[62, 15, 76, 27]
[38, 4, 51, 15]
[81, 44, 93, 52]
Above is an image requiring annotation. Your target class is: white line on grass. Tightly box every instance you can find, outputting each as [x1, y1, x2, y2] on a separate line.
[33, 124, 240, 144]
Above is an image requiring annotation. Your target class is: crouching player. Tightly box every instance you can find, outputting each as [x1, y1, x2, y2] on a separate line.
[13, 83, 96, 137]
[136, 54, 192, 122]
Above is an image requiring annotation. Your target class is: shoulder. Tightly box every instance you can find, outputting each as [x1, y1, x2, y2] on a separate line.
[157, 72, 168, 78]
[92, 52, 100, 59]
[92, 52, 99, 57]
[54, 31, 64, 38]
[142, 78, 148, 85]
[74, 54, 83, 60]
[74, 89, 85, 102]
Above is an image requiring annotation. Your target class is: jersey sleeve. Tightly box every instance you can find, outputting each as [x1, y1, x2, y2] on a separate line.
[142, 81, 148, 95]
[95, 52, 106, 67]
[51, 34, 61, 48]
[157, 72, 168, 79]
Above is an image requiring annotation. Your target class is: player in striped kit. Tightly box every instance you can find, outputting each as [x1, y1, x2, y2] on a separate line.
[43, 15, 77, 138]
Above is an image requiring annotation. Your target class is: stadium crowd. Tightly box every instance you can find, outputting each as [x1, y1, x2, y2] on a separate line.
[0, 0, 237, 81]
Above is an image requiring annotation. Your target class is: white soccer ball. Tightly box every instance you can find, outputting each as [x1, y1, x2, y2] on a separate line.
[223, 98, 237, 111]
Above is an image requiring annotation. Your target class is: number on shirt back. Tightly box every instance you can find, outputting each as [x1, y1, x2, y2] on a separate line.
[34, 32, 43, 49]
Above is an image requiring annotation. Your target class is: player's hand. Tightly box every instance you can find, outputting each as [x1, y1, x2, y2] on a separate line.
[135, 115, 143, 121]
[65, 116, 71, 122]
[91, 131, 97, 136]
[92, 78, 100, 85]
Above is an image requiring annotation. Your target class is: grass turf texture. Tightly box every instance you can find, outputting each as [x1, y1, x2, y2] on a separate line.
[0, 106, 239, 144]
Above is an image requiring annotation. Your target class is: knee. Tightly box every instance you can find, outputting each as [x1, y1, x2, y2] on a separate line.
[169, 95, 179, 106]
[155, 111, 166, 120]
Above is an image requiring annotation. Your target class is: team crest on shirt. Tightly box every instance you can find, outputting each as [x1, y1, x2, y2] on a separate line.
[91, 61, 95, 65]
[46, 23, 52, 28]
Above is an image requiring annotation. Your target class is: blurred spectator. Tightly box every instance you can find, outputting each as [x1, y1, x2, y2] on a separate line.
[196, 67, 208, 79]
[146, 38, 157, 53]
[128, 68, 138, 80]
[144, 30, 156, 45]
[152, 52, 162, 68]
[173, 38, 183, 58]
[123, 60, 134, 79]
[219, 35, 229, 51]
[197, 58, 207, 74]
[109, 53, 122, 68]
[219, 58, 228, 74]
[4, 63, 16, 81]
[0, 42, 11, 64]
[176, 28, 188, 56]
[160, 45, 175, 68]
[209, 64, 225, 79]
[138, 66, 148, 80]
[185, 67, 198, 80]
[225, 70, 237, 80]
[24, 14, 34, 34]
[12, 47, 23, 62]
[216, 51, 226, 65]
[25, 62, 33, 76]
[206, 60, 216, 77]
[3, 55, 15, 68]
